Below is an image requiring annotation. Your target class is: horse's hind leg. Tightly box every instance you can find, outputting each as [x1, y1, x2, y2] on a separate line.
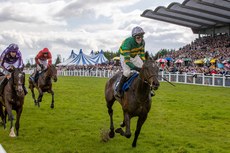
[50, 90, 54, 109]
[0, 105, 6, 128]
[132, 115, 147, 147]
[106, 97, 116, 138]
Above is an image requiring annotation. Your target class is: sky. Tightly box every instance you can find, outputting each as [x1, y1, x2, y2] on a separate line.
[0, 0, 198, 63]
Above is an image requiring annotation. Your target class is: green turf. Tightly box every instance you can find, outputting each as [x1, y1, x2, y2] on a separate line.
[0, 76, 229, 153]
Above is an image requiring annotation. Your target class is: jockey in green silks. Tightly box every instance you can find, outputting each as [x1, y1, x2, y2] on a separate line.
[117, 26, 154, 98]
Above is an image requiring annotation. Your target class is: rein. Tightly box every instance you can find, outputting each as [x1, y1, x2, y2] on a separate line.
[138, 73, 157, 87]
[159, 75, 176, 87]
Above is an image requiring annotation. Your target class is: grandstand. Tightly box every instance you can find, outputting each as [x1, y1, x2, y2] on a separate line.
[140, 0, 230, 79]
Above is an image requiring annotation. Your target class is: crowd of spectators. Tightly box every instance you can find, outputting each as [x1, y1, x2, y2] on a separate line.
[158, 33, 230, 75]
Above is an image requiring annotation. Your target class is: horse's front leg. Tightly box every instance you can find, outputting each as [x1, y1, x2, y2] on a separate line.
[37, 88, 43, 107]
[106, 100, 115, 138]
[30, 87, 37, 106]
[5, 101, 15, 137]
[15, 106, 23, 136]
[50, 89, 54, 109]
[115, 112, 131, 138]
[120, 113, 125, 127]
[132, 115, 147, 147]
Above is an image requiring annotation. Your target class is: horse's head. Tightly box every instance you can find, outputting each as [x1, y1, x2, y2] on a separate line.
[139, 58, 160, 91]
[47, 65, 57, 82]
[11, 68, 25, 97]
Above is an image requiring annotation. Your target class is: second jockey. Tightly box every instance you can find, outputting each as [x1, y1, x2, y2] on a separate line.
[29, 48, 52, 83]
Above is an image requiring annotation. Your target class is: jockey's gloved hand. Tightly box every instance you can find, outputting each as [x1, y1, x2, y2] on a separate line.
[133, 66, 141, 72]
[39, 64, 44, 69]
[8, 67, 14, 72]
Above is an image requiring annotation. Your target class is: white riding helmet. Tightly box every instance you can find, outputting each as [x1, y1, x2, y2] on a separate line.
[132, 26, 145, 37]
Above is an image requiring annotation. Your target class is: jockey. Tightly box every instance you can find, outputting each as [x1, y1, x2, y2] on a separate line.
[0, 43, 27, 94]
[117, 26, 154, 97]
[29, 47, 52, 82]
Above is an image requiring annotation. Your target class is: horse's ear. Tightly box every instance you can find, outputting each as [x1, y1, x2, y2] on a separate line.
[145, 51, 153, 61]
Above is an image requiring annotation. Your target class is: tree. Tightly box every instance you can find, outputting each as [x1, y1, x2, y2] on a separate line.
[25, 61, 31, 68]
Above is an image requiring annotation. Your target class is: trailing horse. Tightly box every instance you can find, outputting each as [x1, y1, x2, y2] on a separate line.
[105, 56, 160, 147]
[0, 68, 26, 137]
[28, 65, 57, 108]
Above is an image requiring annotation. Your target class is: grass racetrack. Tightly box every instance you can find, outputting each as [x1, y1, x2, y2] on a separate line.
[0, 75, 230, 153]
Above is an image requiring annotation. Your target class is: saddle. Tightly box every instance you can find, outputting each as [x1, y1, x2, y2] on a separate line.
[30, 69, 47, 83]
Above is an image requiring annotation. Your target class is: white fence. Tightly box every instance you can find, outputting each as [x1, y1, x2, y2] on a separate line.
[56, 70, 230, 88]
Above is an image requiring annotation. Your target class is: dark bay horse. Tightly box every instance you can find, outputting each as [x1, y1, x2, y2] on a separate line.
[28, 65, 57, 108]
[105, 57, 160, 147]
[0, 68, 26, 137]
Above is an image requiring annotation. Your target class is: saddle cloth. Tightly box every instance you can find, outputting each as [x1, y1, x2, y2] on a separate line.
[115, 72, 139, 92]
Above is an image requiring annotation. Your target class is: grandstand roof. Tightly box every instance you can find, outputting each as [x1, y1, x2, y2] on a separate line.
[141, 0, 230, 34]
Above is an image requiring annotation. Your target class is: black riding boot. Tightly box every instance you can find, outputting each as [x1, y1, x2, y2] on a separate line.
[30, 70, 38, 83]
[117, 75, 127, 98]
[34, 71, 39, 82]
[0, 77, 8, 94]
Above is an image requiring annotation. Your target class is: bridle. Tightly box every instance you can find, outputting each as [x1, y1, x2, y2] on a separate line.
[138, 65, 159, 87]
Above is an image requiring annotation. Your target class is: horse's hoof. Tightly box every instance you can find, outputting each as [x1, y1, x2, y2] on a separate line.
[125, 133, 131, 138]
[120, 122, 125, 127]
[132, 143, 137, 148]
[115, 128, 122, 133]
[9, 128, 16, 137]
[50, 105, 54, 109]
[9, 133, 16, 137]
[109, 131, 115, 138]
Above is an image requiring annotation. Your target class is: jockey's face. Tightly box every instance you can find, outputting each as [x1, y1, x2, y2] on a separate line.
[44, 53, 48, 57]
[10, 51, 16, 57]
[135, 34, 144, 44]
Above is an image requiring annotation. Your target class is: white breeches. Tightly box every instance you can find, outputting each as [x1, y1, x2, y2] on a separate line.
[120, 55, 143, 77]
